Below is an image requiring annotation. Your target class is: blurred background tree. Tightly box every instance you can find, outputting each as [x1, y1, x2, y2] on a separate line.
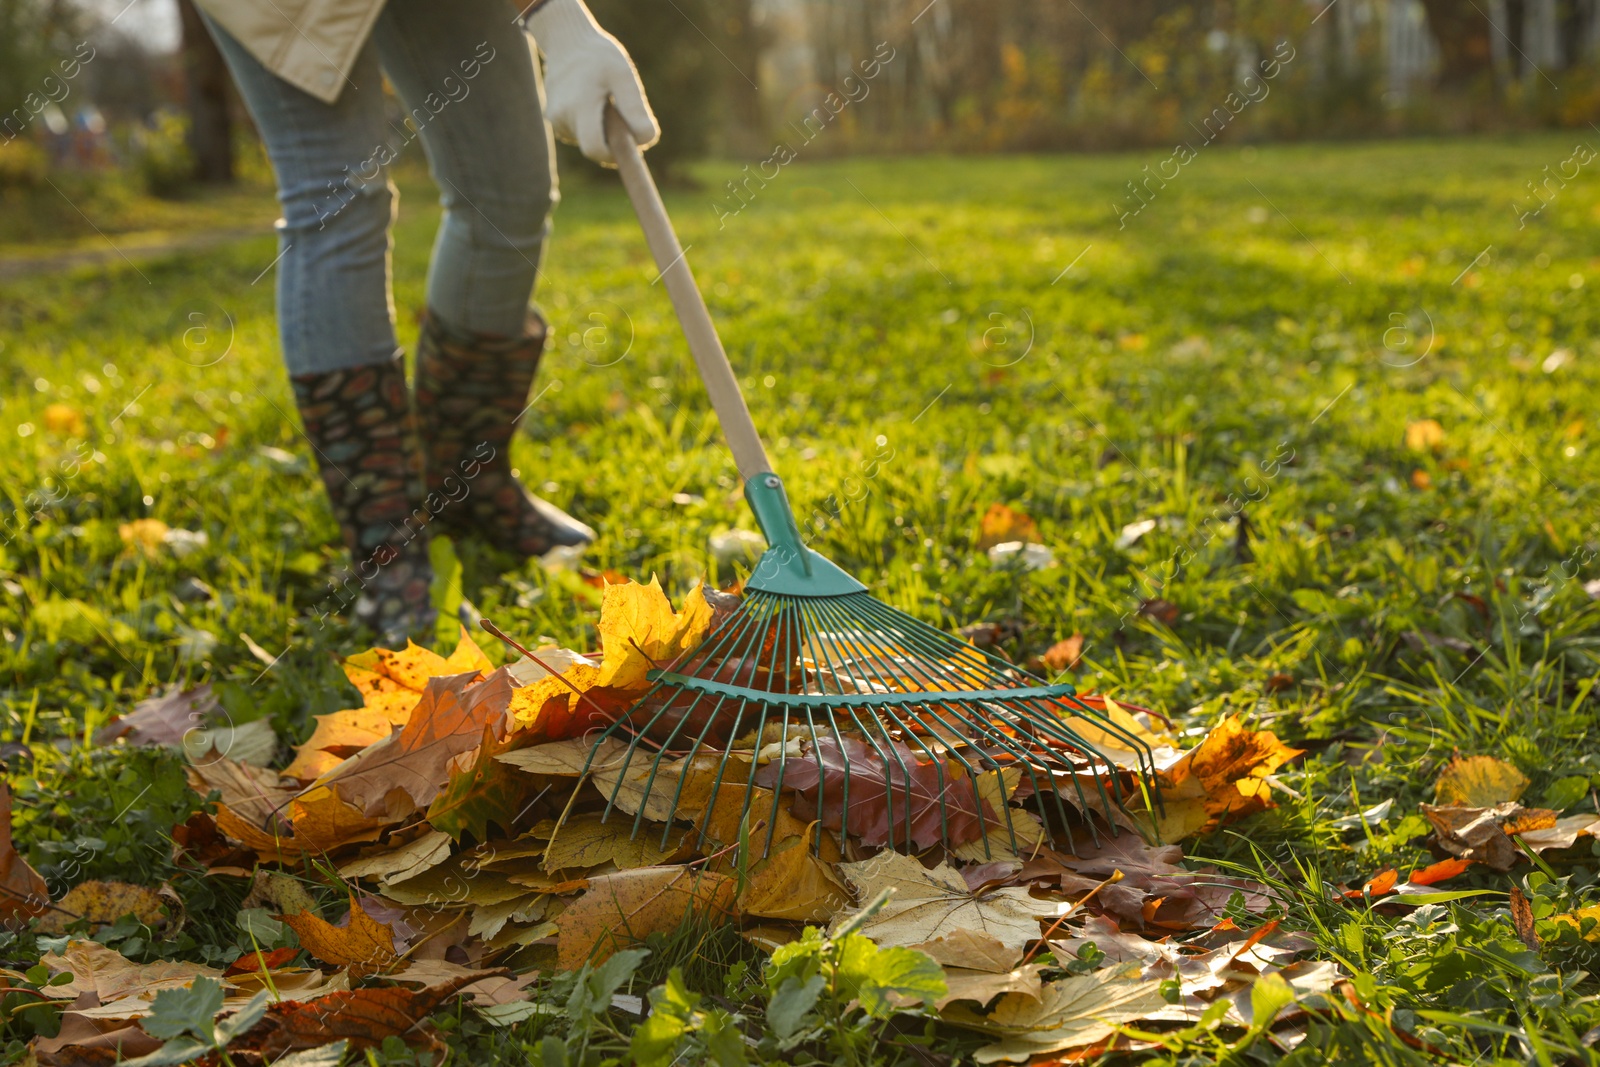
[2, 0, 1599, 204]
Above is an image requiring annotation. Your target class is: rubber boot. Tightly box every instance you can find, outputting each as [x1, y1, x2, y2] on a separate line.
[414, 310, 596, 558]
[290, 355, 435, 643]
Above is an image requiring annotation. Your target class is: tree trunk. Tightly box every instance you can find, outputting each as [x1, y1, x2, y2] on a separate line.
[177, 0, 233, 184]
[1415, 0, 1495, 88]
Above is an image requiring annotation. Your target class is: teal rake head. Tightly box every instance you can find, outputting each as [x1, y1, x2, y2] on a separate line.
[581, 474, 1162, 860]
[589, 108, 1160, 861]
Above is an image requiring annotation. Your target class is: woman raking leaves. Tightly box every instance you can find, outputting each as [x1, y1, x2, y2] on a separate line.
[191, 0, 660, 640]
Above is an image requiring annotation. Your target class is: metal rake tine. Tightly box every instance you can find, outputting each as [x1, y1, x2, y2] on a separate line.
[842, 706, 904, 853]
[642, 605, 776, 838]
[649, 691, 732, 849]
[875, 698, 957, 853]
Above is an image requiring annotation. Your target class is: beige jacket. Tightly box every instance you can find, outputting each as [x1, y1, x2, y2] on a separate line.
[193, 0, 385, 103]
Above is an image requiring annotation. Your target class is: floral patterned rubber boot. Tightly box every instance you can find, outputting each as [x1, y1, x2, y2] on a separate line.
[414, 310, 596, 559]
[290, 355, 436, 643]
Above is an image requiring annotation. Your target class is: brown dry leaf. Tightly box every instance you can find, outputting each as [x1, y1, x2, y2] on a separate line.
[936, 964, 1048, 1010]
[385, 960, 520, 1004]
[254, 975, 482, 1058]
[754, 736, 992, 851]
[1042, 634, 1084, 673]
[1405, 419, 1446, 452]
[184, 757, 297, 829]
[378, 850, 538, 908]
[1434, 755, 1530, 807]
[0, 782, 48, 927]
[212, 796, 375, 865]
[1509, 887, 1540, 950]
[496, 736, 622, 776]
[942, 972, 1167, 1063]
[35, 882, 167, 935]
[94, 685, 216, 748]
[594, 749, 748, 823]
[322, 668, 514, 818]
[556, 866, 736, 969]
[595, 578, 715, 690]
[835, 851, 1063, 950]
[977, 504, 1042, 552]
[280, 895, 398, 976]
[915, 929, 1024, 974]
[469, 894, 550, 939]
[1421, 803, 1521, 871]
[338, 830, 455, 885]
[696, 784, 847, 921]
[41, 940, 227, 1001]
[29, 1008, 163, 1063]
[543, 814, 684, 872]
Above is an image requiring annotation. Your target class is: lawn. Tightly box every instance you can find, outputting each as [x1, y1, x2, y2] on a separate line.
[3, 132, 1600, 1063]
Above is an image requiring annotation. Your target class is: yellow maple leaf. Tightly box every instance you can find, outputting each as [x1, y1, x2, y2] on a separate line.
[1434, 755, 1529, 807]
[118, 518, 169, 557]
[1135, 716, 1302, 842]
[43, 403, 87, 437]
[1405, 419, 1446, 452]
[596, 578, 714, 690]
[285, 627, 496, 779]
[509, 662, 603, 729]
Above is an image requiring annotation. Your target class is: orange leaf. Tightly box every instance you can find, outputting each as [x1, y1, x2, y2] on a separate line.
[1345, 868, 1398, 899]
[1407, 857, 1473, 886]
[284, 707, 405, 781]
[0, 783, 49, 927]
[556, 867, 736, 969]
[595, 578, 714, 690]
[1042, 634, 1084, 673]
[254, 976, 482, 1058]
[342, 627, 493, 720]
[1171, 716, 1303, 828]
[224, 947, 299, 976]
[322, 669, 515, 818]
[287, 786, 391, 852]
[976, 503, 1041, 551]
[279, 895, 397, 976]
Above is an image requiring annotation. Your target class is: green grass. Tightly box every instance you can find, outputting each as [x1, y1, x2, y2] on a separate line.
[3, 133, 1600, 1063]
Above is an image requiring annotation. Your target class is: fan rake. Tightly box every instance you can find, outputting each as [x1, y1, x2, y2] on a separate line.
[576, 108, 1160, 861]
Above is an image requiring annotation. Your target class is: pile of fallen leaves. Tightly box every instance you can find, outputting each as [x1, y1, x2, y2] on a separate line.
[8, 577, 1365, 1064]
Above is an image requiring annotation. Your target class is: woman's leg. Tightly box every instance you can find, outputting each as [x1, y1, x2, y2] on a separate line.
[372, 0, 555, 337]
[203, 20, 433, 640]
[374, 0, 594, 558]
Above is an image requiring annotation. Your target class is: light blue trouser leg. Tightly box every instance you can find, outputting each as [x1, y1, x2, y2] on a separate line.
[204, 0, 554, 375]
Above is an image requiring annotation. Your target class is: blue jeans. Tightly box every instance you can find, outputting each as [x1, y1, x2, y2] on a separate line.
[206, 0, 555, 375]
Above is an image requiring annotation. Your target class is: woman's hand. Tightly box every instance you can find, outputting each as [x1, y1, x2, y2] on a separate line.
[523, 0, 659, 166]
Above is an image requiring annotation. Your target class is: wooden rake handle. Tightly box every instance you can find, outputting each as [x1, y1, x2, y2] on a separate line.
[604, 104, 773, 481]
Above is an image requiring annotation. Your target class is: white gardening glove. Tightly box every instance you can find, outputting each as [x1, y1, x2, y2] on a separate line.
[523, 0, 659, 166]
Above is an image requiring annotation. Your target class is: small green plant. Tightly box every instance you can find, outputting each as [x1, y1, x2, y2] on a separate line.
[632, 891, 945, 1067]
[122, 977, 270, 1066]
[533, 948, 650, 1065]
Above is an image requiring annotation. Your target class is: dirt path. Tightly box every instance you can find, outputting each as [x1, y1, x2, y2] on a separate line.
[0, 225, 271, 280]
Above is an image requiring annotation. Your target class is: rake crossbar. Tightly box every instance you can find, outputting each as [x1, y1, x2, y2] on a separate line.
[585, 109, 1160, 863]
